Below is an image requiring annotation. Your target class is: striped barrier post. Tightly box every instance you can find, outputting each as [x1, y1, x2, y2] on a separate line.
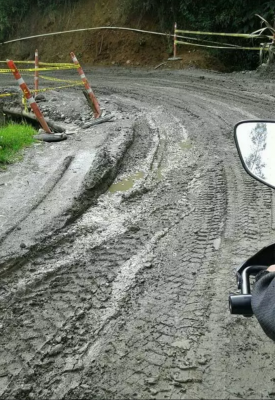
[7, 59, 52, 133]
[34, 49, 39, 98]
[173, 22, 177, 58]
[70, 52, 101, 119]
[168, 23, 181, 61]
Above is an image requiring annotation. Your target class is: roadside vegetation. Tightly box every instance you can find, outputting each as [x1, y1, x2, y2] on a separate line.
[0, 0, 80, 41]
[0, 123, 36, 167]
[0, 0, 274, 69]
[1, 0, 274, 42]
[126, 0, 275, 69]
[127, 0, 275, 33]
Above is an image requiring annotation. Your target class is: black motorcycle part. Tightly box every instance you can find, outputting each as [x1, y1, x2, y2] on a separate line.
[229, 294, 252, 317]
[236, 243, 275, 276]
[229, 265, 268, 317]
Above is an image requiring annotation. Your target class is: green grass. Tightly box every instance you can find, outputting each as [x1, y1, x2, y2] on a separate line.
[0, 123, 36, 166]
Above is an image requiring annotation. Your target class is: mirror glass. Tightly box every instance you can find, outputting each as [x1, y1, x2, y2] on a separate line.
[235, 121, 275, 188]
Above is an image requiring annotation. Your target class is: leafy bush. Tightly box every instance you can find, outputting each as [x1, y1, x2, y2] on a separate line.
[0, 0, 80, 41]
[128, 0, 275, 32]
[127, 0, 275, 69]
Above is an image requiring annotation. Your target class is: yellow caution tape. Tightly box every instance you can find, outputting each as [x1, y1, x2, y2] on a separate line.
[22, 95, 28, 112]
[23, 73, 80, 84]
[0, 69, 17, 73]
[0, 58, 83, 95]
[0, 92, 17, 97]
[0, 61, 79, 67]
[0, 82, 84, 98]
[0, 65, 78, 73]
[21, 65, 78, 71]
[176, 40, 268, 51]
[0, 60, 36, 64]
[32, 82, 84, 94]
[39, 75, 81, 84]
[176, 33, 243, 48]
[39, 62, 79, 67]
[175, 29, 272, 39]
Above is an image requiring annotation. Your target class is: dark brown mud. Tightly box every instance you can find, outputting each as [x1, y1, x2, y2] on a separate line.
[1, 66, 275, 399]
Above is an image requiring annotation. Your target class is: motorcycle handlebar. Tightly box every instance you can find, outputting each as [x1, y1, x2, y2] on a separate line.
[229, 265, 267, 317]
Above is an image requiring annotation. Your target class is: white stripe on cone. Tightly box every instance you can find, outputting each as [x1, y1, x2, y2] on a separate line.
[17, 78, 24, 85]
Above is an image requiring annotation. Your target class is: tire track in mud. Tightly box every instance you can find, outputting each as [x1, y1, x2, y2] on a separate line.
[67, 105, 225, 399]
[169, 93, 275, 399]
[0, 125, 134, 277]
[64, 147, 227, 400]
[174, 125, 275, 399]
[75, 75, 275, 400]
[47, 107, 227, 399]
[1, 69, 275, 399]
[0, 155, 74, 245]
[96, 71, 275, 121]
[0, 108, 188, 398]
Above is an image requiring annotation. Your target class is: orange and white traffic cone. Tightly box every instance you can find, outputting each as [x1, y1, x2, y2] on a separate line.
[7, 59, 52, 133]
[70, 52, 101, 119]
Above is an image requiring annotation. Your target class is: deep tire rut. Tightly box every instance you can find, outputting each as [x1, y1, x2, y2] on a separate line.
[1, 68, 275, 399]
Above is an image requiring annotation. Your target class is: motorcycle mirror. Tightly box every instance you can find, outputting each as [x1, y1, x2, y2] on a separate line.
[234, 120, 275, 189]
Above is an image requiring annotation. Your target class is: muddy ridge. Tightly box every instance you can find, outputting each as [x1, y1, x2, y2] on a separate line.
[0, 67, 275, 399]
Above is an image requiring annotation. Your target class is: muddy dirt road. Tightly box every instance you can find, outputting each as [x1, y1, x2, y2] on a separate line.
[1, 67, 275, 399]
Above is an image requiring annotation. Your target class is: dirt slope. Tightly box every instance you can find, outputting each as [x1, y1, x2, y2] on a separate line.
[0, 0, 223, 70]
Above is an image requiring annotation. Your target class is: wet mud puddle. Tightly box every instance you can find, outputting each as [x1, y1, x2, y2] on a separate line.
[108, 138, 192, 194]
[108, 171, 145, 193]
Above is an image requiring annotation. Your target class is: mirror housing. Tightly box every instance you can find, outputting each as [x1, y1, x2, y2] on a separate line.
[234, 120, 275, 189]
